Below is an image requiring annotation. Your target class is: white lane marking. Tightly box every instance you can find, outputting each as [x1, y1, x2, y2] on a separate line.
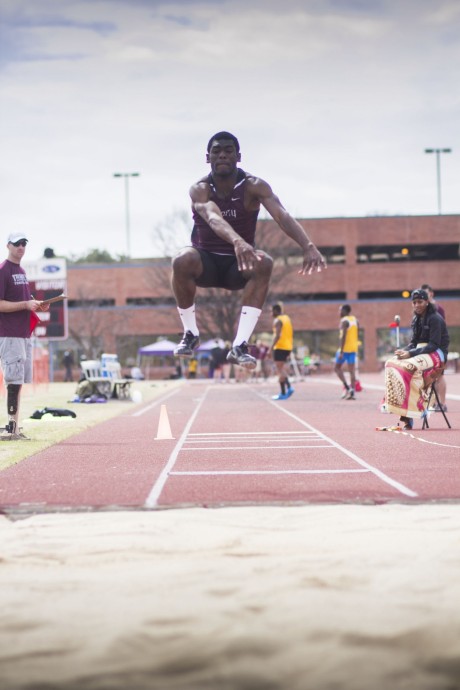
[171, 469, 369, 476]
[185, 431, 324, 443]
[144, 387, 211, 508]
[184, 430, 331, 449]
[146, 386, 419, 504]
[132, 388, 180, 417]
[261, 395, 418, 498]
[188, 431, 319, 435]
[384, 428, 460, 449]
[182, 445, 333, 450]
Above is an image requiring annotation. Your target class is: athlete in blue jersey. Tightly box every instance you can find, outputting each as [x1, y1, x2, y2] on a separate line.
[172, 131, 326, 369]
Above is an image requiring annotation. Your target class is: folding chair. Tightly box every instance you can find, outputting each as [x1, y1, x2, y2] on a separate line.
[422, 366, 451, 429]
[80, 360, 112, 398]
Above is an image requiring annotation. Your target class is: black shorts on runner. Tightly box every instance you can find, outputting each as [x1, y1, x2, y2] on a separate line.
[194, 248, 248, 290]
[273, 349, 291, 362]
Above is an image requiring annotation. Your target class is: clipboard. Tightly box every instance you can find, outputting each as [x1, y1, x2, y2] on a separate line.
[29, 294, 67, 334]
[39, 293, 67, 305]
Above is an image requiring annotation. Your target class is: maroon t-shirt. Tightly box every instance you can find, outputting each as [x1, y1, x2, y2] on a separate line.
[191, 169, 259, 255]
[0, 260, 31, 337]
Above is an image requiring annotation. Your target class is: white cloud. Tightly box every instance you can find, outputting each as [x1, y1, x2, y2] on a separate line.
[0, 0, 458, 260]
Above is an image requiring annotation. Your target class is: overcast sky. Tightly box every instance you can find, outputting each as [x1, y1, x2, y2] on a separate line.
[1, 0, 459, 261]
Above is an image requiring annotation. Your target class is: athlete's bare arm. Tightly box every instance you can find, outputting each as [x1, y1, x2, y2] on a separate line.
[190, 181, 262, 272]
[270, 318, 282, 354]
[339, 318, 349, 353]
[246, 176, 326, 275]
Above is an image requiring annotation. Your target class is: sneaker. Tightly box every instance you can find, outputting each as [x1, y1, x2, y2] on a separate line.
[341, 388, 349, 399]
[226, 342, 256, 370]
[272, 393, 289, 400]
[174, 331, 199, 357]
[285, 387, 295, 398]
[345, 390, 356, 400]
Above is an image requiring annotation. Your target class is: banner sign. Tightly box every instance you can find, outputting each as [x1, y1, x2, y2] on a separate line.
[23, 259, 68, 340]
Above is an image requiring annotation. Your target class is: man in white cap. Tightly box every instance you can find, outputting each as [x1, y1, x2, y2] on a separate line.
[0, 233, 48, 439]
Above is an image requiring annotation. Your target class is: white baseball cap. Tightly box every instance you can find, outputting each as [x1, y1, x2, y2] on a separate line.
[7, 232, 29, 244]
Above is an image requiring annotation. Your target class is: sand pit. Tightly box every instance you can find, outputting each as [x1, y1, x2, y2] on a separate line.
[1, 503, 460, 689]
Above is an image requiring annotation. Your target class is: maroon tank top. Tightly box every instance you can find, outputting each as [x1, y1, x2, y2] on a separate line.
[191, 169, 259, 255]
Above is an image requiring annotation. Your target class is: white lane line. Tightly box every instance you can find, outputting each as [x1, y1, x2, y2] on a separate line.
[132, 388, 180, 417]
[144, 387, 211, 508]
[188, 431, 319, 436]
[182, 445, 333, 450]
[185, 435, 321, 442]
[184, 431, 328, 448]
[261, 395, 418, 498]
[171, 469, 369, 476]
[184, 439, 322, 444]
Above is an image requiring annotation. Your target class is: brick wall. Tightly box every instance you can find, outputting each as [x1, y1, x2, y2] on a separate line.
[65, 215, 460, 371]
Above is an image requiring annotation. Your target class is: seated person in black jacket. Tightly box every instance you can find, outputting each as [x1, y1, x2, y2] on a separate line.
[384, 288, 449, 429]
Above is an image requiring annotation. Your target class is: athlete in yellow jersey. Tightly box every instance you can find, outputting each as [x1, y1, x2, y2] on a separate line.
[334, 304, 359, 400]
[270, 303, 294, 400]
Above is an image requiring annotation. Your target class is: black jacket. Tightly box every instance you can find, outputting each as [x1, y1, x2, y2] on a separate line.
[406, 306, 449, 359]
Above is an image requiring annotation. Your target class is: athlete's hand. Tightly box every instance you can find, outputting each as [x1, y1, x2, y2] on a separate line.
[233, 238, 263, 272]
[299, 244, 327, 276]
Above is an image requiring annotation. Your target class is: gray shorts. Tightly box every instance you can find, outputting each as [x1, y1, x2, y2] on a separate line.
[0, 337, 33, 385]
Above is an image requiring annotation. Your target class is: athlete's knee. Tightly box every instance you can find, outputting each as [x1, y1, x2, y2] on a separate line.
[171, 248, 202, 276]
[256, 252, 273, 276]
[7, 384, 21, 416]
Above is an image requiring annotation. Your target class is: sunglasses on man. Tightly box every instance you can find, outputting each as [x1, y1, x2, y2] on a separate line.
[10, 240, 28, 247]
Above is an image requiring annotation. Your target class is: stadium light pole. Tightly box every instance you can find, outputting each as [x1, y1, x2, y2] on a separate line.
[113, 172, 140, 257]
[424, 148, 452, 215]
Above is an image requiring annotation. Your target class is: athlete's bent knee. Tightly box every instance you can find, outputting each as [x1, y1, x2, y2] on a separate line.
[253, 252, 273, 279]
[171, 248, 202, 275]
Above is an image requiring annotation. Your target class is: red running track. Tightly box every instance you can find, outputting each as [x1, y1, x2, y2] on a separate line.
[0, 376, 459, 511]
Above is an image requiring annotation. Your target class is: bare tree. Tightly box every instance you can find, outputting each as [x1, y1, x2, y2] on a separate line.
[151, 208, 192, 258]
[195, 288, 242, 341]
[69, 287, 132, 360]
[69, 314, 104, 360]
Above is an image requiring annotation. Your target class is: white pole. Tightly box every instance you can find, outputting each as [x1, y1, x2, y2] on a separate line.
[395, 315, 400, 348]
